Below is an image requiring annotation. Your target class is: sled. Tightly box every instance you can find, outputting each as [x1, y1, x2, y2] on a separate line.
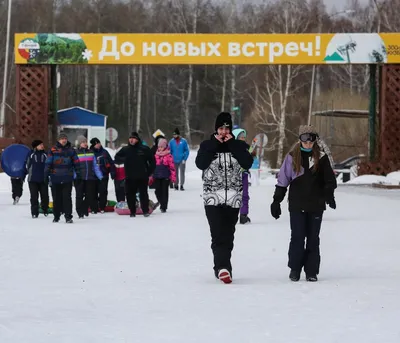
[39, 201, 53, 214]
[1, 144, 31, 177]
[88, 200, 117, 213]
[114, 200, 155, 215]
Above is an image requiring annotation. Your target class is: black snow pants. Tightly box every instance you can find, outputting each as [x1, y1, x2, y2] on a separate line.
[205, 205, 240, 277]
[125, 178, 149, 215]
[51, 182, 73, 220]
[288, 211, 323, 276]
[28, 181, 49, 216]
[95, 177, 109, 211]
[114, 179, 126, 202]
[154, 178, 170, 211]
[75, 179, 97, 217]
[11, 178, 23, 199]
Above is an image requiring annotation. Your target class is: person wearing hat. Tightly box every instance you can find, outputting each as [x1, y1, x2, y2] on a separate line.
[270, 125, 337, 282]
[168, 128, 189, 191]
[44, 132, 80, 223]
[74, 136, 103, 218]
[90, 137, 115, 213]
[115, 132, 156, 217]
[150, 130, 166, 156]
[232, 128, 257, 225]
[25, 139, 49, 218]
[195, 112, 253, 284]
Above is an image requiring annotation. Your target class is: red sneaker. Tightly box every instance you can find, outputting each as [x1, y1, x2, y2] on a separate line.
[218, 269, 232, 284]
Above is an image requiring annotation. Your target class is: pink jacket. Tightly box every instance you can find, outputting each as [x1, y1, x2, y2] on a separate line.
[154, 149, 176, 183]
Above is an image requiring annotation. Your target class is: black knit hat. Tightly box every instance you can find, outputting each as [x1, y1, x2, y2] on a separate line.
[215, 112, 233, 132]
[129, 132, 140, 140]
[32, 140, 43, 149]
[90, 137, 101, 146]
[173, 128, 180, 136]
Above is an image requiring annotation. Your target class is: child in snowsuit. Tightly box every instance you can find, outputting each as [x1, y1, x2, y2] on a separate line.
[74, 136, 103, 218]
[26, 140, 49, 217]
[152, 138, 176, 212]
[114, 151, 126, 202]
[232, 128, 256, 224]
[90, 137, 115, 213]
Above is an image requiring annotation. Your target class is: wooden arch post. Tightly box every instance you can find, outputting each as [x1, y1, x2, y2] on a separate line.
[15, 65, 50, 146]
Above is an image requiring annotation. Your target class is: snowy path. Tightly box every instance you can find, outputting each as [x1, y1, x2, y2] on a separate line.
[0, 157, 400, 342]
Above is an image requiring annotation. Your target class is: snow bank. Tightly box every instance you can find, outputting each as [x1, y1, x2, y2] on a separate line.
[347, 174, 400, 185]
[386, 171, 400, 182]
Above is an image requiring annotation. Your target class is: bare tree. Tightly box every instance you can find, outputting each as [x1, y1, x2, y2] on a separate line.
[250, 0, 310, 166]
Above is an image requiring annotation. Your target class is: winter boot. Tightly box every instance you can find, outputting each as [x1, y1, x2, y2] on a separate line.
[289, 270, 301, 282]
[180, 185, 185, 191]
[53, 217, 60, 223]
[66, 218, 73, 224]
[174, 185, 179, 190]
[32, 214, 38, 219]
[240, 214, 251, 224]
[130, 212, 136, 218]
[306, 275, 318, 282]
[218, 269, 232, 284]
[143, 213, 150, 217]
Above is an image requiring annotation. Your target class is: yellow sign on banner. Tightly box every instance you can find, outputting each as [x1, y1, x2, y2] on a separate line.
[14, 33, 400, 65]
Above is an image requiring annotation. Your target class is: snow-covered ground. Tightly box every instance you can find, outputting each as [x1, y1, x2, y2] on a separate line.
[1, 151, 400, 342]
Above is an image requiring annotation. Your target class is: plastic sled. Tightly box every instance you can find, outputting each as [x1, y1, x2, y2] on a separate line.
[1, 144, 31, 177]
[114, 200, 155, 215]
[89, 200, 117, 213]
[39, 201, 53, 214]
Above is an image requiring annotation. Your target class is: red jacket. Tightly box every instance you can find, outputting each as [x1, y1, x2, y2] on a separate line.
[115, 164, 125, 181]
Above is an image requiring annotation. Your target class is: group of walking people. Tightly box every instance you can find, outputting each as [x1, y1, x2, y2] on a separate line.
[8, 127, 190, 223]
[21, 134, 115, 222]
[196, 112, 337, 284]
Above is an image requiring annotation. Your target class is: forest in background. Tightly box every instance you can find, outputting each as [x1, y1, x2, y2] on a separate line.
[0, 0, 399, 166]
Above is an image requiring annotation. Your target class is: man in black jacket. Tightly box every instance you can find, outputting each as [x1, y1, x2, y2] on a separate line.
[115, 132, 156, 217]
[195, 112, 253, 284]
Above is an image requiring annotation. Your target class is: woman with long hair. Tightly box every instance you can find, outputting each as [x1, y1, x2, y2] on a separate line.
[270, 125, 337, 282]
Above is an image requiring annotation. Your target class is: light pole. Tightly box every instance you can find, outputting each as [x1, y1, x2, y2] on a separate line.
[232, 105, 241, 127]
[309, 9, 355, 125]
[315, 9, 355, 98]
[0, 0, 12, 137]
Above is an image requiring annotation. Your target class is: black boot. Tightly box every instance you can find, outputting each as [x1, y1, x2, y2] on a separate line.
[240, 214, 251, 224]
[289, 270, 301, 282]
[306, 275, 318, 282]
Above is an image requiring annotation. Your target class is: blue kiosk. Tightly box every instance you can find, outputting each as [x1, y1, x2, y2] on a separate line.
[57, 106, 107, 146]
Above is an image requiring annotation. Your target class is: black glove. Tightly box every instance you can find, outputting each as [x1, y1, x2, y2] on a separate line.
[326, 198, 336, 209]
[270, 201, 281, 220]
[324, 189, 336, 209]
